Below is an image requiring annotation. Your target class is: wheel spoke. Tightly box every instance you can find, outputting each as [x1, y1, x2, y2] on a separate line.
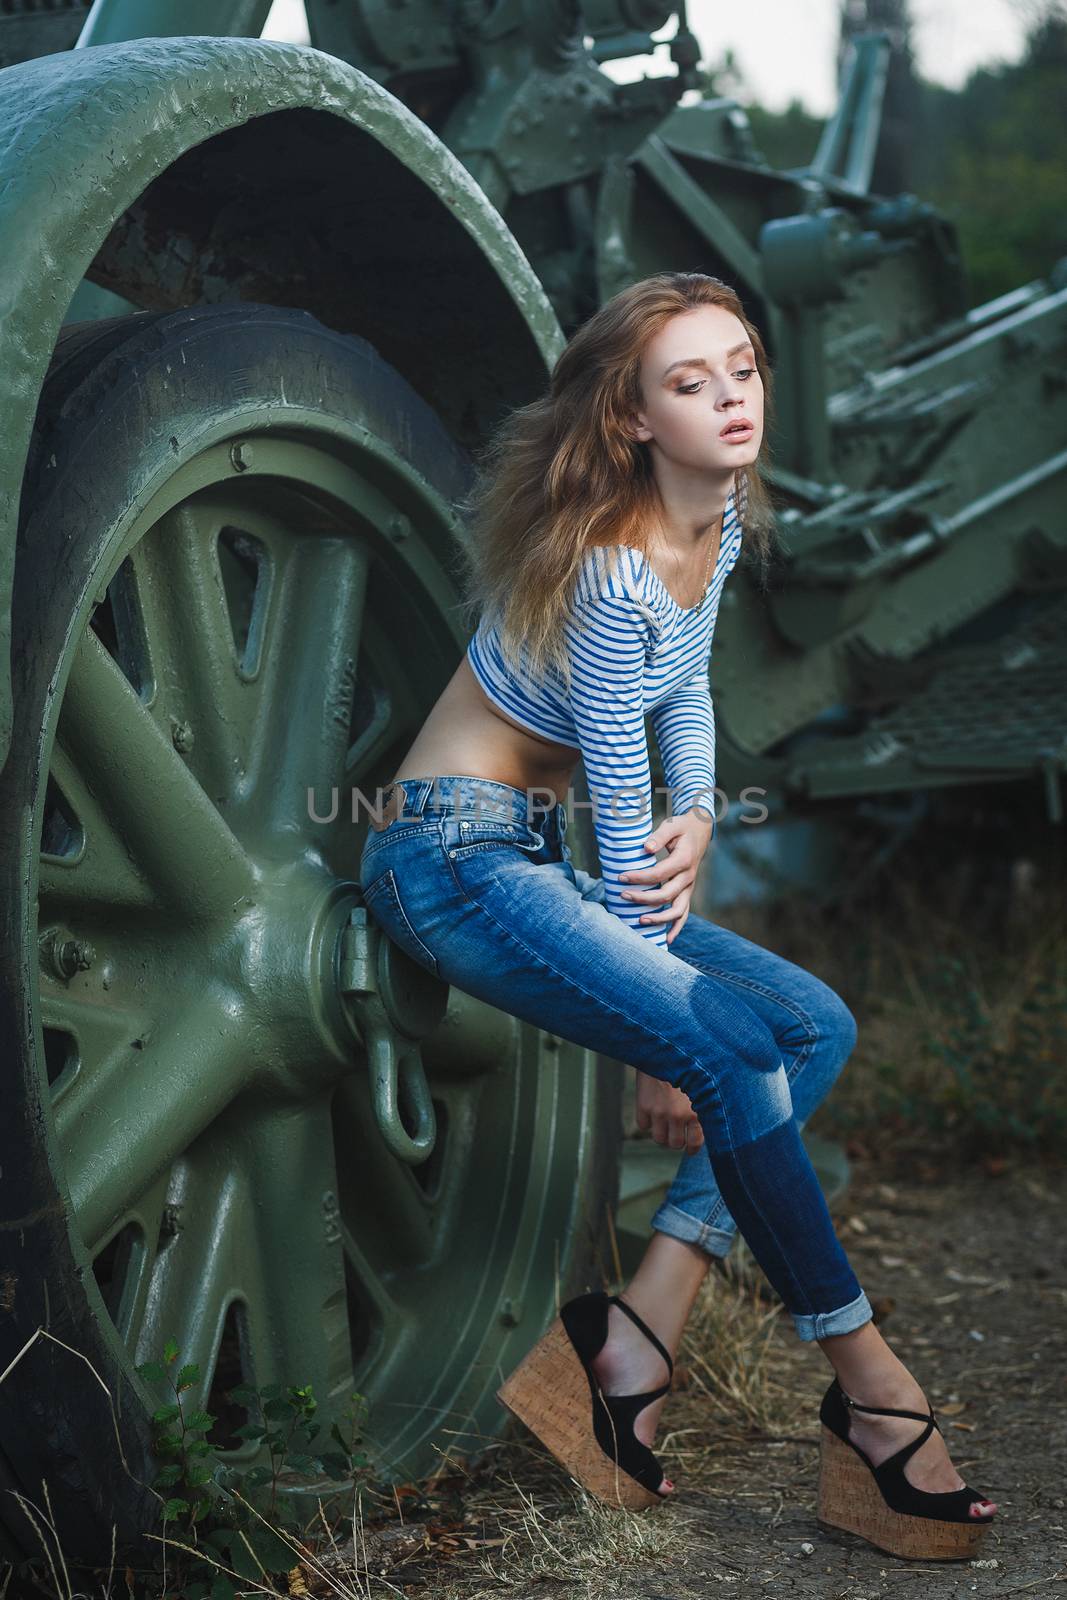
[56, 625, 257, 916]
[128, 503, 253, 800]
[57, 1003, 255, 1252]
[244, 538, 369, 842]
[134, 1145, 256, 1399]
[239, 1096, 355, 1410]
[39, 982, 152, 1104]
[39, 742, 157, 916]
[95, 1172, 171, 1348]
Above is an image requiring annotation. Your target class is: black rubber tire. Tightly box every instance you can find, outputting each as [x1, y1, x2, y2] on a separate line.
[0, 304, 622, 1570]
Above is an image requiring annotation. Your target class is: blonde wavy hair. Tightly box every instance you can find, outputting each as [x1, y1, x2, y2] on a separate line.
[454, 271, 778, 691]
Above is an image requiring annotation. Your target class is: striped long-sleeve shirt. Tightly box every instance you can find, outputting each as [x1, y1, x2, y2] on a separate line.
[466, 492, 743, 947]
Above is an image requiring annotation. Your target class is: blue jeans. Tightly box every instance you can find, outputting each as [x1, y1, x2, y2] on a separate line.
[359, 775, 873, 1343]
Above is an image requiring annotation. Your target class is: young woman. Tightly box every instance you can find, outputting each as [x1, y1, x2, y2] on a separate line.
[358, 272, 997, 1559]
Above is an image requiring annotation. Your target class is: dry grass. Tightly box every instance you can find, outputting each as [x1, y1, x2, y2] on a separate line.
[343, 1262, 808, 1599]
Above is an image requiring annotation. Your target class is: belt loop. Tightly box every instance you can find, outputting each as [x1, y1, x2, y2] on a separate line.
[410, 778, 433, 817]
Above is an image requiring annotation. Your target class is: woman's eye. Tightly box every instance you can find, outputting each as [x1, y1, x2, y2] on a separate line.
[677, 368, 756, 395]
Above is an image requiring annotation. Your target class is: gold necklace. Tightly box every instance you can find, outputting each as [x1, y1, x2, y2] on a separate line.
[696, 536, 716, 609]
[662, 531, 717, 610]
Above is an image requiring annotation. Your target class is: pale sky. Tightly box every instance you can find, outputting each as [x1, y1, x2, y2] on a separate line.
[263, 0, 1035, 117]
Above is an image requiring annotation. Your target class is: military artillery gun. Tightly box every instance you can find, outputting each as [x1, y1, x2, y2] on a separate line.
[0, 0, 1062, 1563]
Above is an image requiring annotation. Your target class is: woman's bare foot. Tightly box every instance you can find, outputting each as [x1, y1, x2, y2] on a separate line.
[588, 1298, 675, 1494]
[824, 1326, 997, 1520]
[589, 1233, 713, 1497]
[840, 1375, 996, 1517]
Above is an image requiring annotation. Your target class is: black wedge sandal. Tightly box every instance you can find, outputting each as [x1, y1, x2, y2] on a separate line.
[817, 1376, 997, 1560]
[496, 1289, 674, 1510]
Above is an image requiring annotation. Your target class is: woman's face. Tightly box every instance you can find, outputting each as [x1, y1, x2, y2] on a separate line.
[629, 303, 765, 474]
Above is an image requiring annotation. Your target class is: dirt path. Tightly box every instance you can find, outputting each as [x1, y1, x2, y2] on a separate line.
[339, 1155, 1066, 1599]
[632, 1156, 1067, 1600]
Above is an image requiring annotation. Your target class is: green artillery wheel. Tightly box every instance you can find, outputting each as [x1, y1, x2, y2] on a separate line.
[0, 305, 622, 1563]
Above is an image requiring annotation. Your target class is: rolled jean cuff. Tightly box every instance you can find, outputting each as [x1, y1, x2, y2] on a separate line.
[650, 1200, 736, 1259]
[791, 1287, 874, 1343]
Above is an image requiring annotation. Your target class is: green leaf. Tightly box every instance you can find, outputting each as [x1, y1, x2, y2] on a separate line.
[151, 1403, 182, 1425]
[135, 1360, 169, 1384]
[176, 1363, 201, 1390]
[184, 1410, 217, 1431]
[150, 1464, 185, 1489]
[185, 1439, 215, 1458]
[282, 1453, 322, 1475]
[258, 1383, 284, 1400]
[242, 1466, 274, 1488]
[233, 1422, 268, 1441]
[262, 1396, 292, 1420]
[317, 1451, 350, 1481]
[163, 1339, 180, 1363]
[153, 1433, 184, 1455]
[162, 1497, 191, 1520]
[185, 1461, 216, 1487]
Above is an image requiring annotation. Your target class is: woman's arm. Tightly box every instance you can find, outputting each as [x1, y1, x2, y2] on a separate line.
[649, 663, 717, 828]
[564, 592, 670, 948]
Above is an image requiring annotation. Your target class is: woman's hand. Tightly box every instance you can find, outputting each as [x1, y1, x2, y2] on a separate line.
[618, 808, 714, 945]
[634, 1070, 704, 1152]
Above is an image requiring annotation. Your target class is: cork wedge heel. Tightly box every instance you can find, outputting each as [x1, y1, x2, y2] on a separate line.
[495, 1290, 673, 1510]
[816, 1378, 997, 1560]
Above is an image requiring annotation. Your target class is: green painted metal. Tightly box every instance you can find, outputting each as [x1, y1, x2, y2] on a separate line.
[0, 32, 564, 774]
[0, 303, 620, 1560]
[77, 0, 273, 47]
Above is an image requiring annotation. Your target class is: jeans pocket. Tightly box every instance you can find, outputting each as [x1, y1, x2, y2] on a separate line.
[362, 866, 442, 979]
[441, 817, 545, 860]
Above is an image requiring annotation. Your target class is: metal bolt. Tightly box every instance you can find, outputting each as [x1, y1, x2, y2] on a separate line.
[39, 928, 96, 980]
[68, 940, 94, 973]
[230, 440, 253, 473]
[171, 719, 195, 753]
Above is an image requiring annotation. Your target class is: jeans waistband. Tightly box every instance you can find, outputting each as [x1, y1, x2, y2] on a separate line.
[369, 774, 569, 836]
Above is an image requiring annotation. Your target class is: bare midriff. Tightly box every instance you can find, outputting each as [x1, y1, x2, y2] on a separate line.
[387, 521, 726, 806]
[387, 655, 581, 806]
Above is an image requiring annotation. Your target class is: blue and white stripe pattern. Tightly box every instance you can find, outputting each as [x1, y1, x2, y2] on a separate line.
[466, 491, 743, 947]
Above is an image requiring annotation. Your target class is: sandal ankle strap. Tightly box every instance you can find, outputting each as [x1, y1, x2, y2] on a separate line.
[838, 1380, 941, 1430]
[610, 1294, 674, 1378]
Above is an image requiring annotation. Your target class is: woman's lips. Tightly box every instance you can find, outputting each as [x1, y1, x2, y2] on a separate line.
[720, 422, 754, 442]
